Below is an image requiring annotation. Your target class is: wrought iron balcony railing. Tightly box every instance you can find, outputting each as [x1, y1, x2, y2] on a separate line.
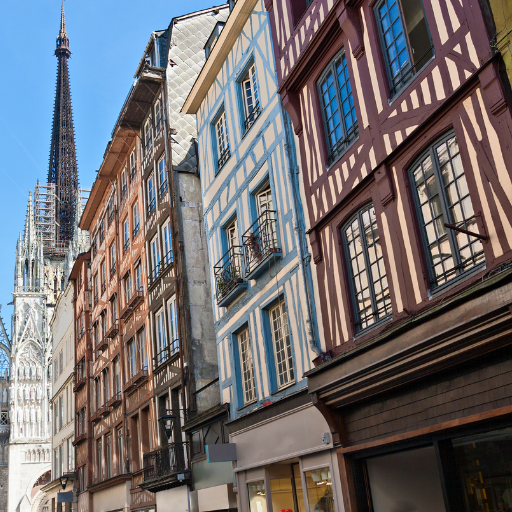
[148, 197, 156, 217]
[159, 180, 168, 197]
[242, 210, 280, 277]
[133, 224, 140, 238]
[153, 338, 180, 370]
[243, 101, 261, 133]
[218, 147, 230, 170]
[123, 239, 130, 254]
[214, 246, 245, 306]
[143, 442, 190, 482]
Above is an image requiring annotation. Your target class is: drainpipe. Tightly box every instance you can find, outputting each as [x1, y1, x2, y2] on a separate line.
[282, 110, 321, 356]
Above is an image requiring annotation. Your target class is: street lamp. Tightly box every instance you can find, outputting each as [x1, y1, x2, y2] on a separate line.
[158, 413, 177, 441]
[59, 474, 69, 490]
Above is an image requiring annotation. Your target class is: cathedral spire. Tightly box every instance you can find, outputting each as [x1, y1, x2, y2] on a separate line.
[23, 192, 36, 244]
[48, 2, 78, 247]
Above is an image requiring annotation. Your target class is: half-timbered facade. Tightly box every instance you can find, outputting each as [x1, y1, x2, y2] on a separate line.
[183, 2, 341, 511]
[79, 108, 156, 512]
[266, 0, 512, 510]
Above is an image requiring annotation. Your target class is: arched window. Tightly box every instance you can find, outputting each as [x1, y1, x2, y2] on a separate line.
[342, 204, 392, 332]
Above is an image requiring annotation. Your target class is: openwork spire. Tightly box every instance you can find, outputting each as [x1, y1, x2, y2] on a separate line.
[48, 3, 78, 247]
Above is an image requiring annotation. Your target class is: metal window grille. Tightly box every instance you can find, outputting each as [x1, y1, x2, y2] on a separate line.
[343, 204, 392, 331]
[270, 301, 294, 388]
[411, 134, 485, 289]
[238, 328, 256, 404]
[319, 52, 358, 165]
[215, 111, 230, 170]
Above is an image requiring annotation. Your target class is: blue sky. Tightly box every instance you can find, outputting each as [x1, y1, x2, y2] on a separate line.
[0, 0, 223, 333]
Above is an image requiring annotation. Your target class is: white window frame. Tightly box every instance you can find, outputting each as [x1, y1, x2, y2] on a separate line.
[214, 110, 230, 169]
[167, 296, 178, 355]
[158, 155, 167, 196]
[123, 218, 130, 252]
[241, 63, 260, 131]
[151, 235, 161, 281]
[144, 118, 153, 154]
[162, 220, 172, 267]
[238, 327, 256, 405]
[132, 201, 140, 236]
[155, 309, 167, 364]
[147, 174, 156, 215]
[130, 150, 137, 179]
[155, 97, 163, 133]
[269, 301, 295, 388]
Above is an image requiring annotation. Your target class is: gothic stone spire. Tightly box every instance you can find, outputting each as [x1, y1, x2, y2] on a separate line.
[48, 2, 79, 246]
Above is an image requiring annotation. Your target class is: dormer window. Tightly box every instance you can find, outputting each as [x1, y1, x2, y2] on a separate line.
[205, 22, 226, 58]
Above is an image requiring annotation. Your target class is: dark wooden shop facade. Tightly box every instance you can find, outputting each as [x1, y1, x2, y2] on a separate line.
[265, 0, 512, 511]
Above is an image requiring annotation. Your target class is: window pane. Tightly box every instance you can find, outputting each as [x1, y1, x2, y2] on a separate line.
[248, 481, 267, 512]
[238, 328, 256, 404]
[270, 302, 294, 388]
[271, 478, 295, 512]
[304, 468, 335, 512]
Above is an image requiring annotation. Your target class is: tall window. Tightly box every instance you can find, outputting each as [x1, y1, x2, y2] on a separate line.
[93, 274, 99, 304]
[100, 260, 106, 294]
[121, 169, 127, 199]
[269, 301, 294, 388]
[117, 428, 124, 474]
[256, 188, 273, 216]
[113, 357, 121, 396]
[130, 150, 137, 181]
[155, 310, 167, 365]
[318, 51, 358, 164]
[96, 439, 102, 483]
[124, 272, 132, 305]
[238, 327, 256, 405]
[343, 204, 392, 331]
[376, 0, 433, 95]
[127, 338, 137, 378]
[135, 262, 143, 293]
[137, 329, 147, 371]
[102, 368, 110, 403]
[123, 217, 130, 253]
[410, 134, 484, 289]
[109, 242, 116, 277]
[158, 156, 167, 196]
[214, 109, 230, 170]
[163, 220, 172, 267]
[132, 201, 140, 237]
[241, 63, 260, 132]
[151, 235, 161, 282]
[110, 294, 118, 324]
[106, 436, 112, 480]
[168, 296, 178, 355]
[144, 118, 153, 154]
[155, 97, 163, 133]
[95, 377, 101, 410]
[147, 174, 156, 215]
[227, 219, 239, 250]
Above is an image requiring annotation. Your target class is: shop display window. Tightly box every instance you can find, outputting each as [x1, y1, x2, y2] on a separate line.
[248, 480, 267, 512]
[304, 467, 334, 512]
[454, 428, 512, 512]
[270, 465, 305, 512]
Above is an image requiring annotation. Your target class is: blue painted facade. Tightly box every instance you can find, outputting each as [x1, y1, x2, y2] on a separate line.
[193, 0, 322, 420]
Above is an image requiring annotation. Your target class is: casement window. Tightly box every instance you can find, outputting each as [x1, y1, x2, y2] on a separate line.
[100, 260, 106, 294]
[108, 194, 115, 226]
[123, 272, 132, 305]
[113, 357, 121, 396]
[343, 204, 392, 332]
[410, 134, 484, 289]
[130, 150, 137, 181]
[137, 329, 147, 371]
[102, 368, 110, 403]
[132, 201, 140, 237]
[256, 187, 273, 216]
[117, 428, 124, 474]
[238, 327, 256, 404]
[96, 439, 102, 483]
[68, 438, 74, 472]
[147, 174, 156, 216]
[135, 262, 143, 293]
[93, 274, 99, 304]
[123, 217, 130, 253]
[101, 310, 107, 338]
[77, 465, 86, 493]
[109, 242, 116, 277]
[110, 294, 118, 323]
[144, 118, 153, 154]
[167, 296, 178, 355]
[99, 218, 105, 243]
[121, 169, 127, 199]
[105, 436, 112, 480]
[375, 0, 434, 96]
[127, 338, 137, 378]
[155, 309, 167, 365]
[227, 219, 239, 250]
[162, 220, 172, 267]
[269, 301, 294, 388]
[150, 235, 161, 282]
[214, 109, 230, 170]
[318, 51, 358, 165]
[95, 377, 101, 410]
[155, 97, 163, 133]
[158, 155, 167, 196]
[241, 63, 260, 132]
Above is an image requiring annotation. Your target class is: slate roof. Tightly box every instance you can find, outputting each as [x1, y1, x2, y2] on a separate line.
[166, 6, 229, 174]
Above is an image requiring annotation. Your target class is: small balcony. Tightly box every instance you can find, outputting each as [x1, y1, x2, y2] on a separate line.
[96, 336, 108, 353]
[108, 391, 122, 408]
[141, 442, 191, 492]
[98, 403, 111, 418]
[243, 101, 261, 133]
[120, 290, 144, 321]
[105, 322, 119, 339]
[242, 210, 281, 279]
[218, 147, 230, 170]
[153, 339, 179, 371]
[74, 361, 89, 392]
[214, 246, 246, 307]
[73, 430, 87, 446]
